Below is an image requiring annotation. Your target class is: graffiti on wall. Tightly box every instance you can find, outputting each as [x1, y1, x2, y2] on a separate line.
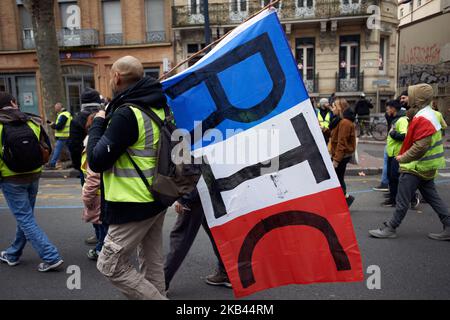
[398, 62, 450, 87]
[399, 44, 442, 65]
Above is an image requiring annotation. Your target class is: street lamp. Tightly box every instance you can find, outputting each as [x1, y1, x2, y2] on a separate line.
[203, 0, 211, 52]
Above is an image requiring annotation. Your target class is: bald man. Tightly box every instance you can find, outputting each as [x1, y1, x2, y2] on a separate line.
[87, 56, 169, 299]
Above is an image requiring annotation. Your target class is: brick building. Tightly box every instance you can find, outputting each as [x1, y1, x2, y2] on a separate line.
[0, 0, 173, 117]
[172, 0, 399, 110]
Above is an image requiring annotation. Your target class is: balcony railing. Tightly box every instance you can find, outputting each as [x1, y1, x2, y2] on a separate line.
[301, 73, 319, 93]
[146, 31, 167, 43]
[57, 29, 99, 47]
[336, 71, 364, 92]
[173, 0, 378, 28]
[104, 33, 123, 46]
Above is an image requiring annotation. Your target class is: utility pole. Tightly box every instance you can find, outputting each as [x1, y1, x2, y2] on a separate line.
[203, 0, 211, 52]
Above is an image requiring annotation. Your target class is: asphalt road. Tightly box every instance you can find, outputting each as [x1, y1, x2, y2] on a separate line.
[1, 145, 449, 300]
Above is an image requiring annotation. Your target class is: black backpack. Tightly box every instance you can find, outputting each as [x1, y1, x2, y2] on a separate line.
[1, 121, 43, 173]
[119, 103, 200, 207]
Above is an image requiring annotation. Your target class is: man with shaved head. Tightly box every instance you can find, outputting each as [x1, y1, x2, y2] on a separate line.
[87, 56, 169, 299]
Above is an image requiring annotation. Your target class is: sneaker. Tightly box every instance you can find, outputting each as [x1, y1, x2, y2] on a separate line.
[87, 249, 99, 261]
[428, 227, 450, 241]
[382, 199, 395, 207]
[0, 251, 19, 266]
[346, 195, 355, 207]
[205, 270, 232, 288]
[369, 222, 397, 239]
[410, 193, 420, 209]
[38, 259, 64, 272]
[373, 184, 389, 192]
[44, 164, 56, 170]
[85, 235, 97, 246]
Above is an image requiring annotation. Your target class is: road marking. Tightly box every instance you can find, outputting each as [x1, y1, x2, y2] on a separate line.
[439, 172, 450, 178]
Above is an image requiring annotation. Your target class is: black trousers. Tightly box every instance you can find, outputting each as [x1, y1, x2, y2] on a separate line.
[387, 156, 400, 202]
[335, 156, 351, 195]
[164, 199, 225, 289]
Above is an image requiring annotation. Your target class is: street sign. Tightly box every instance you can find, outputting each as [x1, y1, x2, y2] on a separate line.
[372, 79, 390, 86]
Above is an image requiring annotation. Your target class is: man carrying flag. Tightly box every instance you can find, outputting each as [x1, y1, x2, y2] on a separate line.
[369, 84, 449, 240]
[163, 8, 363, 298]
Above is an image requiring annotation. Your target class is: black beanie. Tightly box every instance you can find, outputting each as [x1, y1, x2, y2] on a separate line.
[81, 88, 102, 104]
[0, 91, 15, 109]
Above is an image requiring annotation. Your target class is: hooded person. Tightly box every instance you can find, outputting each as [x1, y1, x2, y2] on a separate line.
[68, 88, 103, 185]
[369, 84, 449, 240]
[87, 55, 168, 300]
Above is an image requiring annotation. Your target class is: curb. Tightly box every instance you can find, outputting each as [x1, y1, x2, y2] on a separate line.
[347, 167, 382, 176]
[42, 169, 79, 179]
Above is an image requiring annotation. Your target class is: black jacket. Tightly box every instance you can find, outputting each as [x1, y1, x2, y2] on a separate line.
[68, 103, 102, 172]
[87, 77, 167, 225]
[354, 98, 373, 116]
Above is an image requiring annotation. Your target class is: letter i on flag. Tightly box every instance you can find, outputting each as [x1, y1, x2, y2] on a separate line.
[163, 8, 363, 298]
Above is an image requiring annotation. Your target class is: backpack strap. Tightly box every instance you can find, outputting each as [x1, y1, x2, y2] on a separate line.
[125, 151, 153, 195]
[117, 103, 172, 128]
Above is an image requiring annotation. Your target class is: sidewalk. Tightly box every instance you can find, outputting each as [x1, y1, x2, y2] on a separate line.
[41, 139, 450, 179]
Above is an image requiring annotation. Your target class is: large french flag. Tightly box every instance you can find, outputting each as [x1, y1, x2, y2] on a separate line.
[163, 8, 363, 298]
[400, 106, 441, 154]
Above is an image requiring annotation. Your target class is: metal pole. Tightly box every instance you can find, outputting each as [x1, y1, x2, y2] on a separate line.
[203, 0, 211, 52]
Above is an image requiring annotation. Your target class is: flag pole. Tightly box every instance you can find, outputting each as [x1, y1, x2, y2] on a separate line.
[159, 0, 280, 81]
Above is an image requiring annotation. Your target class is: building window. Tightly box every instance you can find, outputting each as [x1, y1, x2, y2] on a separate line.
[59, 0, 80, 30]
[261, 0, 281, 9]
[297, 0, 313, 7]
[400, 8, 404, 17]
[417, 0, 421, 7]
[18, 5, 35, 49]
[187, 43, 205, 67]
[296, 38, 315, 81]
[62, 65, 95, 114]
[379, 36, 388, 73]
[231, 0, 248, 12]
[189, 0, 204, 15]
[0, 74, 39, 115]
[144, 68, 160, 79]
[339, 35, 359, 79]
[145, 0, 166, 43]
[102, 0, 122, 45]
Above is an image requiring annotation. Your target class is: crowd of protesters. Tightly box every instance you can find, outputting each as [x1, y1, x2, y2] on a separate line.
[0, 53, 448, 300]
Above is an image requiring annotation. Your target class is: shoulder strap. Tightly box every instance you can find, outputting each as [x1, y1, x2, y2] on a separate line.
[118, 103, 171, 128]
[125, 151, 152, 194]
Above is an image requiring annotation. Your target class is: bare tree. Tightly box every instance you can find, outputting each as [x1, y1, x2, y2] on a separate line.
[23, 0, 65, 127]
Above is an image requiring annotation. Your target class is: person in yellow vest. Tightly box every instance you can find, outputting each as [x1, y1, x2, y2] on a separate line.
[87, 56, 168, 300]
[382, 100, 408, 207]
[432, 100, 447, 136]
[0, 91, 64, 272]
[47, 102, 72, 169]
[370, 84, 449, 240]
[316, 98, 333, 144]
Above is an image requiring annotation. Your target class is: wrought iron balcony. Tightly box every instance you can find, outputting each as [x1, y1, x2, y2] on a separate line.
[301, 72, 319, 93]
[57, 28, 99, 47]
[173, 0, 378, 28]
[104, 33, 123, 46]
[146, 31, 167, 43]
[336, 71, 364, 92]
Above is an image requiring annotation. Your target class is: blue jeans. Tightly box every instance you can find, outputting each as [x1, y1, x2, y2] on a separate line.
[1, 180, 61, 263]
[381, 147, 389, 186]
[94, 223, 108, 253]
[49, 138, 69, 167]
